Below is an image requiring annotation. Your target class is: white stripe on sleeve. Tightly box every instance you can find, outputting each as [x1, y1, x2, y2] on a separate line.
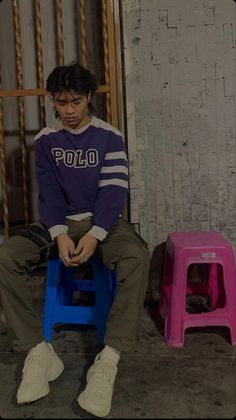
[101, 165, 128, 175]
[105, 151, 127, 160]
[98, 179, 128, 189]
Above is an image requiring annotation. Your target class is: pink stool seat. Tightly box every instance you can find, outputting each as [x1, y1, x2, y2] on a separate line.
[159, 231, 236, 347]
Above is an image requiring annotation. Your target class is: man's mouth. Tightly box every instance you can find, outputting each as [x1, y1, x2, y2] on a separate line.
[65, 117, 78, 121]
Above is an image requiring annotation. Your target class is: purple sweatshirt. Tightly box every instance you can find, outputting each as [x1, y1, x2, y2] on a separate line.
[34, 117, 129, 241]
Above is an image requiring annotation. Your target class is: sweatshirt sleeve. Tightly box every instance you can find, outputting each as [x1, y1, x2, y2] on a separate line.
[88, 132, 129, 241]
[35, 135, 68, 239]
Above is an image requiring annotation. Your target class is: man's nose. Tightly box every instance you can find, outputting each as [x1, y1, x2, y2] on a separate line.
[65, 102, 75, 113]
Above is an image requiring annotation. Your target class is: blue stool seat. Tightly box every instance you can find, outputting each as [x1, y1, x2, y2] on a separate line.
[43, 255, 117, 343]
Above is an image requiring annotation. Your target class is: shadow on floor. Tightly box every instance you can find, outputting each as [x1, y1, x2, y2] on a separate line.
[0, 298, 235, 419]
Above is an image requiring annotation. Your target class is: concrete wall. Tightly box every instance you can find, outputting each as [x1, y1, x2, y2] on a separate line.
[121, 0, 236, 253]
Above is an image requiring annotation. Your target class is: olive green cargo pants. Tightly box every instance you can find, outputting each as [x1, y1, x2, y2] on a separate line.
[0, 218, 150, 353]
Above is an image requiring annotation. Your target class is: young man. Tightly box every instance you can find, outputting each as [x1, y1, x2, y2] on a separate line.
[0, 62, 149, 417]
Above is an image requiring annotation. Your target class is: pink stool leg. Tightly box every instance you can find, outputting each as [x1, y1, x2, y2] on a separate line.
[164, 257, 187, 347]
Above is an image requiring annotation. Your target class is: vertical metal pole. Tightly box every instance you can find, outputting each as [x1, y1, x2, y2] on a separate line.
[55, 0, 64, 66]
[34, 0, 46, 128]
[13, 0, 29, 225]
[80, 0, 87, 68]
[102, 0, 111, 124]
[0, 67, 9, 239]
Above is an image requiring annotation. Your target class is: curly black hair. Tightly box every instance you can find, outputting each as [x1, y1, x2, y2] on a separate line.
[46, 62, 98, 115]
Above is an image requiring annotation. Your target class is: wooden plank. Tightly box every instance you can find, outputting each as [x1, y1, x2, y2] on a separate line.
[0, 85, 112, 97]
[106, 0, 119, 128]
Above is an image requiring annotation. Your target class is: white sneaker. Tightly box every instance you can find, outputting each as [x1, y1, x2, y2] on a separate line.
[17, 341, 64, 404]
[77, 352, 118, 417]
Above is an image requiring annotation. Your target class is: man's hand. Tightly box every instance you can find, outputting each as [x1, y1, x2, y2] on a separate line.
[56, 234, 76, 267]
[70, 234, 98, 265]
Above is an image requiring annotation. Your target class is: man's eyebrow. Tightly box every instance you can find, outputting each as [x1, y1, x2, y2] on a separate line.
[55, 96, 82, 101]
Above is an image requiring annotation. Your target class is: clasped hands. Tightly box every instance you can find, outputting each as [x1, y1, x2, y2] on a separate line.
[56, 233, 98, 267]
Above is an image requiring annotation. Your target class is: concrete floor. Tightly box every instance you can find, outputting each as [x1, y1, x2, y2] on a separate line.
[0, 284, 235, 418]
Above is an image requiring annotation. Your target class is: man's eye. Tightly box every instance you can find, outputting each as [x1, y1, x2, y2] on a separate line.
[72, 99, 81, 105]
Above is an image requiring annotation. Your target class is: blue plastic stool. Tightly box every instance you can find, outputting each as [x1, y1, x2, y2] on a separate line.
[43, 256, 117, 343]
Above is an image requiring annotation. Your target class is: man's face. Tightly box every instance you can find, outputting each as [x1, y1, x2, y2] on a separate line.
[53, 90, 91, 130]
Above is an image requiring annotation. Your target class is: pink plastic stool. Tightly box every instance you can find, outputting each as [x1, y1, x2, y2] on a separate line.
[159, 231, 236, 347]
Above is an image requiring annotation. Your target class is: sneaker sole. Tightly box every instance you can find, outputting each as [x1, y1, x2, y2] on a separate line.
[17, 388, 50, 405]
[77, 391, 111, 418]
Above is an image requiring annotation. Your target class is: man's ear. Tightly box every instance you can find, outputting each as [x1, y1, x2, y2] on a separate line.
[88, 91, 91, 102]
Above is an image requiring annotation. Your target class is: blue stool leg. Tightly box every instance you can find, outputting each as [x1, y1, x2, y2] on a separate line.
[43, 259, 62, 342]
[59, 265, 74, 305]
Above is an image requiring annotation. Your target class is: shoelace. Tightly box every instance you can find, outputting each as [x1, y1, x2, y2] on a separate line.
[22, 351, 46, 375]
[92, 359, 117, 386]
